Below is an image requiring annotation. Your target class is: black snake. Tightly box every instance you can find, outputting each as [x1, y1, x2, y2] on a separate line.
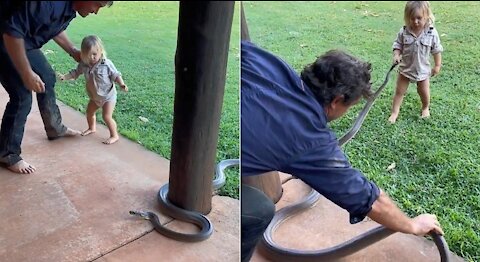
[130, 159, 239, 242]
[261, 63, 452, 261]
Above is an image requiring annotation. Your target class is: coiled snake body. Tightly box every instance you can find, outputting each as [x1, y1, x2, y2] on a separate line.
[130, 159, 239, 242]
[261, 63, 452, 261]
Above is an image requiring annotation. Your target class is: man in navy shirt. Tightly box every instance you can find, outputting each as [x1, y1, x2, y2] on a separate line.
[0, 1, 113, 174]
[241, 41, 444, 261]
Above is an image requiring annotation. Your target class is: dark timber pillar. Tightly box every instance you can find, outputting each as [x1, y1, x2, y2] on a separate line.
[240, 2, 283, 203]
[242, 172, 283, 203]
[240, 3, 250, 41]
[168, 1, 235, 214]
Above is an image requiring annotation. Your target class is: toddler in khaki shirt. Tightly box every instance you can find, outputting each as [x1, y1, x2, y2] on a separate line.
[60, 35, 128, 144]
[388, 1, 443, 124]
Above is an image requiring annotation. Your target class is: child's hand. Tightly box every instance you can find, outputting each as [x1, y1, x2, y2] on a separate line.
[57, 73, 66, 81]
[431, 65, 441, 77]
[120, 84, 128, 92]
[393, 54, 401, 64]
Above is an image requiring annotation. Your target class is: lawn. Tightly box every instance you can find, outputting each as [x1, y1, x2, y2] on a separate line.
[43, 2, 239, 199]
[243, 1, 479, 261]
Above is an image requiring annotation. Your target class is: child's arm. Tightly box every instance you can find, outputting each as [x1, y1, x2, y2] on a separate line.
[392, 27, 404, 64]
[393, 49, 402, 64]
[115, 75, 128, 92]
[59, 63, 83, 81]
[105, 59, 128, 92]
[430, 28, 443, 77]
[431, 53, 442, 76]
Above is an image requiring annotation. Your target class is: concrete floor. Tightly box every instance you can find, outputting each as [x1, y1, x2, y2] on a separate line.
[249, 173, 465, 262]
[0, 88, 239, 262]
[0, 86, 467, 262]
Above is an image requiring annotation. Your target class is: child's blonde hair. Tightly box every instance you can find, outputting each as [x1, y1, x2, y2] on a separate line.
[404, 1, 435, 27]
[80, 35, 107, 64]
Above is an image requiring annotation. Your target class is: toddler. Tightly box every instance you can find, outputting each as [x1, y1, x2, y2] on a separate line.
[388, 1, 443, 124]
[60, 35, 128, 144]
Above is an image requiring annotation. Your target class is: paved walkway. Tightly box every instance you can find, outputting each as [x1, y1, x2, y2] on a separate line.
[0, 88, 239, 262]
[0, 86, 466, 262]
[249, 173, 464, 262]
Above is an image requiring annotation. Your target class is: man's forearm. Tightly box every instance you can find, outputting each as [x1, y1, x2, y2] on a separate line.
[53, 31, 77, 57]
[367, 189, 414, 234]
[3, 33, 32, 79]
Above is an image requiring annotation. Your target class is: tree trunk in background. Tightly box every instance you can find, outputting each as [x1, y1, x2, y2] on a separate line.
[168, 1, 234, 214]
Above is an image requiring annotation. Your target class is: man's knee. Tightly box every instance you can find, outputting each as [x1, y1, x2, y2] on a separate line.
[42, 69, 56, 91]
[7, 93, 32, 116]
[255, 200, 275, 222]
[36, 72, 59, 111]
[241, 185, 276, 228]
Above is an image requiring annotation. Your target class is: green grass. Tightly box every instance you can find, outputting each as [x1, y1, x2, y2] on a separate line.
[244, 1, 479, 261]
[43, 2, 239, 199]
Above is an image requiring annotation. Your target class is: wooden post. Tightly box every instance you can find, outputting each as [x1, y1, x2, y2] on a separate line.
[242, 172, 283, 203]
[168, 1, 235, 214]
[240, 2, 283, 204]
[241, 3, 250, 41]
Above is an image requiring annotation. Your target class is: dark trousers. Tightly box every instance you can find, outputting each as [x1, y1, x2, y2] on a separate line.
[241, 184, 275, 262]
[0, 39, 66, 166]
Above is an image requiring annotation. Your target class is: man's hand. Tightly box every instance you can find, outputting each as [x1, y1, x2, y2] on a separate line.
[410, 214, 444, 236]
[3, 34, 45, 92]
[368, 190, 444, 237]
[23, 70, 45, 93]
[70, 47, 81, 63]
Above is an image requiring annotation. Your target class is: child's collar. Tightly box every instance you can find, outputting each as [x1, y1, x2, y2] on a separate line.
[403, 25, 434, 36]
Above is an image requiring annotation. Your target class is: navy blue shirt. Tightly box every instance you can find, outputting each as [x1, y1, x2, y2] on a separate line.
[241, 41, 380, 224]
[1, 1, 76, 50]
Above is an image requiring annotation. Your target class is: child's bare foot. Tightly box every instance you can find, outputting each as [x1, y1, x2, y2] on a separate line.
[7, 160, 36, 174]
[421, 108, 430, 118]
[81, 129, 96, 136]
[388, 114, 398, 124]
[103, 136, 119, 145]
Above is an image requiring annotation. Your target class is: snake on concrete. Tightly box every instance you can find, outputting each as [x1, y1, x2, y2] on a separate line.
[261, 63, 452, 261]
[130, 159, 239, 242]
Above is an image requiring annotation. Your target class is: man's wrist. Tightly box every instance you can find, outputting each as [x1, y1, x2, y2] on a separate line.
[69, 47, 78, 57]
[407, 218, 418, 235]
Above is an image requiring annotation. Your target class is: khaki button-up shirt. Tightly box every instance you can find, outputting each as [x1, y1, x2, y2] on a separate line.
[392, 26, 443, 81]
[66, 58, 122, 106]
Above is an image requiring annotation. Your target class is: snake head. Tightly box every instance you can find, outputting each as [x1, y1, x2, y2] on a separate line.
[129, 210, 150, 220]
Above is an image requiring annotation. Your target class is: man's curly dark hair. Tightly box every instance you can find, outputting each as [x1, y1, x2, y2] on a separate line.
[300, 50, 373, 107]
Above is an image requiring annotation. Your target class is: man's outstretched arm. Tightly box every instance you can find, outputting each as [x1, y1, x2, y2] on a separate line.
[368, 189, 444, 236]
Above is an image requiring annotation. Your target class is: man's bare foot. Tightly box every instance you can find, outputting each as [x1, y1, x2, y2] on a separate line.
[64, 127, 82, 136]
[7, 160, 36, 174]
[103, 136, 119, 145]
[81, 129, 96, 136]
[48, 127, 81, 140]
[388, 114, 398, 124]
[421, 108, 430, 118]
